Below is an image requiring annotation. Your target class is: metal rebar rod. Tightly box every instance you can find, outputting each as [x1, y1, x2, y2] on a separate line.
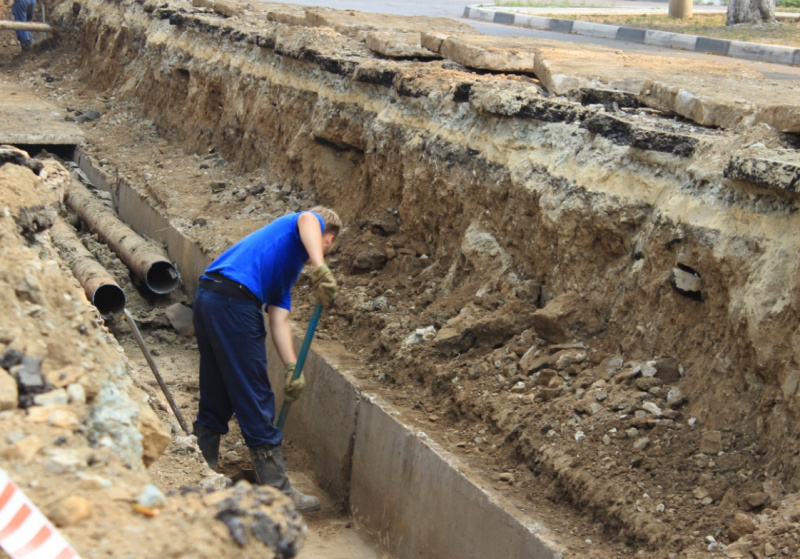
[123, 309, 190, 434]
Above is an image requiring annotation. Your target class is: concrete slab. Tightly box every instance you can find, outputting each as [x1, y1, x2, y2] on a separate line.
[365, 31, 440, 59]
[350, 395, 565, 559]
[0, 79, 83, 145]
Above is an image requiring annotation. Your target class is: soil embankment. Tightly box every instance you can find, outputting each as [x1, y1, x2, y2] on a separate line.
[2, 0, 800, 557]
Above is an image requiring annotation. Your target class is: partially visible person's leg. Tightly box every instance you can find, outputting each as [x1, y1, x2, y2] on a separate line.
[192, 288, 236, 468]
[12, 0, 33, 48]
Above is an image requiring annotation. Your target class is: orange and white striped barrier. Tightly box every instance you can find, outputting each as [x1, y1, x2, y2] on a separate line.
[0, 469, 80, 559]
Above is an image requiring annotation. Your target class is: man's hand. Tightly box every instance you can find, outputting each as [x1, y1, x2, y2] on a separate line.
[309, 264, 337, 307]
[283, 362, 306, 403]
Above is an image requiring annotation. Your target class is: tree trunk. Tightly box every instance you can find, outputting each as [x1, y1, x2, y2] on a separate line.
[727, 0, 777, 25]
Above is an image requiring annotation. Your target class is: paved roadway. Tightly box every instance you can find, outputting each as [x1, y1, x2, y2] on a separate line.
[267, 0, 800, 80]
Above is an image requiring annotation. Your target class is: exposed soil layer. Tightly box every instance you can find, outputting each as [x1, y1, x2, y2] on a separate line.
[2, 0, 800, 558]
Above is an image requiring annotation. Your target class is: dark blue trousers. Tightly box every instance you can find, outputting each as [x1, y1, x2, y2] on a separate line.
[193, 287, 283, 447]
[12, 0, 36, 44]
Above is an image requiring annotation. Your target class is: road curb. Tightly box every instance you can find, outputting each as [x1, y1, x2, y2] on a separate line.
[463, 5, 800, 67]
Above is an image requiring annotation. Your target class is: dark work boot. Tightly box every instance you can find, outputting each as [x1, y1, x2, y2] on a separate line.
[193, 421, 220, 469]
[250, 444, 321, 513]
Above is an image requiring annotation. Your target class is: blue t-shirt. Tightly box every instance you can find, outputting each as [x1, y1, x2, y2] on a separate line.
[204, 212, 325, 310]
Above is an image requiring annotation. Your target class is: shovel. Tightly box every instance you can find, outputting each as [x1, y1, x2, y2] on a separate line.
[235, 304, 323, 483]
[276, 304, 323, 429]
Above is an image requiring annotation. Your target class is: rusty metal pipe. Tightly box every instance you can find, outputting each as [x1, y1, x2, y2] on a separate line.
[65, 181, 180, 294]
[50, 218, 127, 318]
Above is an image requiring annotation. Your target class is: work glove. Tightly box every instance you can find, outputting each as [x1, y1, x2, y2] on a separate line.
[283, 362, 306, 403]
[309, 264, 337, 307]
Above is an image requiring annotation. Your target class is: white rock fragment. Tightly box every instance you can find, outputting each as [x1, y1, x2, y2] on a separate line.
[404, 326, 436, 346]
[33, 389, 69, 406]
[137, 484, 168, 508]
[66, 383, 86, 404]
[642, 402, 662, 417]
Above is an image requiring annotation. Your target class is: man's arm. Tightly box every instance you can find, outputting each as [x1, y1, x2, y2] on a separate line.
[268, 305, 297, 366]
[297, 211, 325, 269]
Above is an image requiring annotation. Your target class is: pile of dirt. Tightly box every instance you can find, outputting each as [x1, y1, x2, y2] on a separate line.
[2, 0, 800, 558]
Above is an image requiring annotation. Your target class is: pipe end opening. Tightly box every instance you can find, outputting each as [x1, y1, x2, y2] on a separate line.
[93, 284, 127, 318]
[146, 261, 181, 294]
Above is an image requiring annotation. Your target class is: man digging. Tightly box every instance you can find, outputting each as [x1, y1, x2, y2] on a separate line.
[192, 207, 341, 512]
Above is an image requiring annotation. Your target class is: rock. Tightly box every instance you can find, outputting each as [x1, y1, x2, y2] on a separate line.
[137, 403, 172, 467]
[137, 484, 168, 508]
[498, 472, 515, 484]
[641, 362, 657, 378]
[654, 357, 682, 383]
[33, 388, 69, 406]
[26, 405, 79, 428]
[0, 369, 18, 410]
[521, 348, 581, 375]
[404, 326, 436, 346]
[13, 356, 48, 407]
[534, 369, 557, 386]
[633, 437, 650, 451]
[626, 428, 639, 438]
[47, 408, 81, 429]
[532, 292, 603, 343]
[165, 303, 194, 336]
[782, 371, 799, 400]
[720, 488, 739, 510]
[199, 472, 231, 491]
[77, 473, 113, 489]
[44, 365, 85, 389]
[555, 350, 586, 370]
[670, 266, 703, 299]
[48, 496, 93, 527]
[439, 36, 535, 73]
[634, 377, 661, 392]
[699, 430, 723, 454]
[365, 32, 440, 59]
[642, 402, 662, 417]
[67, 383, 86, 404]
[742, 492, 769, 509]
[727, 513, 756, 542]
[724, 540, 753, 558]
[368, 296, 388, 311]
[432, 326, 475, 356]
[667, 386, 686, 408]
[353, 248, 387, 272]
[762, 478, 784, 500]
[43, 449, 85, 474]
[1, 435, 42, 462]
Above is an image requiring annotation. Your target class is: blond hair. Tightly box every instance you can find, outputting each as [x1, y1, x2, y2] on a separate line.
[310, 206, 342, 237]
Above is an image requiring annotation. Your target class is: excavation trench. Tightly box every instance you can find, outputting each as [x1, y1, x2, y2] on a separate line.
[70, 148, 559, 558]
[3, 0, 800, 557]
